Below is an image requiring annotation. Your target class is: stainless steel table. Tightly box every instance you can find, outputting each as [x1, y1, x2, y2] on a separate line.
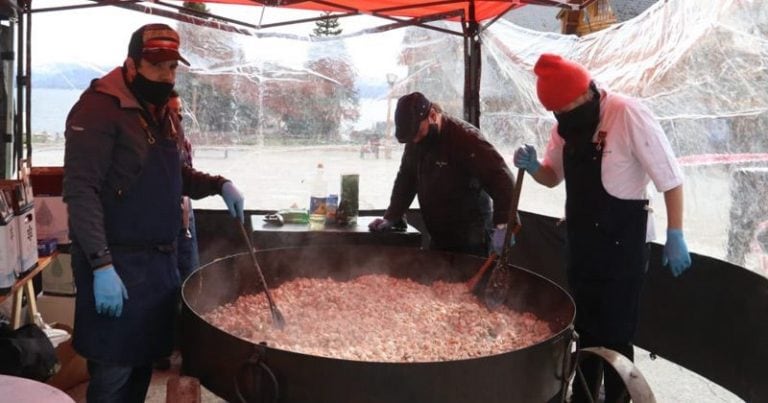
[249, 215, 421, 250]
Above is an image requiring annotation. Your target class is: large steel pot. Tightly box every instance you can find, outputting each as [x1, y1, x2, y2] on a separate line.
[180, 245, 575, 403]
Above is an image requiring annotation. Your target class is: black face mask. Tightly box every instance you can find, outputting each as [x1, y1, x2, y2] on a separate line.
[418, 123, 440, 148]
[130, 73, 174, 107]
[555, 86, 601, 144]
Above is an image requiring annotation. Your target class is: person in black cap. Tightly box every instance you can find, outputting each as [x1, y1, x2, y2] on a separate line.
[63, 23, 245, 401]
[369, 92, 516, 257]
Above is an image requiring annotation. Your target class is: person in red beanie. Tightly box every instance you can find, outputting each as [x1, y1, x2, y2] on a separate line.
[513, 53, 692, 403]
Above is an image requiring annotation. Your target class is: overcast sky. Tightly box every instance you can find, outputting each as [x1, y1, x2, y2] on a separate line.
[30, 1, 407, 82]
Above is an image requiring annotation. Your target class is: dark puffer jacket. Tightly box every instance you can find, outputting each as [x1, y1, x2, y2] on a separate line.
[383, 115, 514, 254]
[63, 67, 227, 269]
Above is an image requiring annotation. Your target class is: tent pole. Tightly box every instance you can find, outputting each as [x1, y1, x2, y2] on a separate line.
[463, 1, 481, 129]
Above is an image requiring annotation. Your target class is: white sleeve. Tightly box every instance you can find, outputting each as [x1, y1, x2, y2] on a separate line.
[541, 127, 565, 183]
[624, 101, 683, 192]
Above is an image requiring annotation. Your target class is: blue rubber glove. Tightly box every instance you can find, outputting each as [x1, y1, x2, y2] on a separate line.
[93, 265, 128, 318]
[368, 218, 394, 232]
[221, 181, 245, 223]
[491, 225, 515, 255]
[513, 144, 540, 174]
[663, 229, 692, 277]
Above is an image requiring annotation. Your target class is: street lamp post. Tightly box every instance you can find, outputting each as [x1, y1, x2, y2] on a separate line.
[384, 73, 398, 159]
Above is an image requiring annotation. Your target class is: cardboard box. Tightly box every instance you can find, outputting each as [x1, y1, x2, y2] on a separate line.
[17, 206, 39, 274]
[34, 196, 69, 244]
[42, 253, 76, 296]
[30, 166, 64, 196]
[0, 179, 33, 214]
[36, 293, 75, 329]
[0, 188, 21, 292]
[30, 167, 70, 245]
[0, 216, 20, 292]
[3, 215, 23, 277]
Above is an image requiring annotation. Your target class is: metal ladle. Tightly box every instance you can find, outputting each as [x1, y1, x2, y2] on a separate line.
[237, 219, 286, 329]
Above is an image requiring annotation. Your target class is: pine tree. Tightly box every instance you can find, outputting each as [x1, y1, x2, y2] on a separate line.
[312, 12, 343, 37]
[181, 1, 207, 14]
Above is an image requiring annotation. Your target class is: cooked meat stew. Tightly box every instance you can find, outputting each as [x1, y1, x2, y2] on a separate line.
[204, 274, 553, 362]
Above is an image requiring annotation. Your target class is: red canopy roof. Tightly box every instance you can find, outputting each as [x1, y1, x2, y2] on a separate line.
[183, 0, 530, 23]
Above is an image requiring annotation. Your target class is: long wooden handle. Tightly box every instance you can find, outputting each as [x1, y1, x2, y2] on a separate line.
[484, 168, 525, 309]
[507, 168, 525, 233]
[502, 168, 525, 253]
[466, 253, 497, 292]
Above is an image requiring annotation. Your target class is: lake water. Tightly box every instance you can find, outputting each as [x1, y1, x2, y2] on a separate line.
[31, 88, 84, 136]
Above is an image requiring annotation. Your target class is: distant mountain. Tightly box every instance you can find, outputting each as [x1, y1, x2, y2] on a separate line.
[31, 63, 111, 90]
[34, 62, 390, 100]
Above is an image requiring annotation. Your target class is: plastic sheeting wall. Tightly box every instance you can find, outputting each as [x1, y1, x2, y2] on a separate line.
[480, 0, 768, 274]
[27, 0, 767, 274]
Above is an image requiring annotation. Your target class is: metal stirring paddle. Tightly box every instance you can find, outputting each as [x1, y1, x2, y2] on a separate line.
[237, 219, 286, 329]
[484, 168, 525, 309]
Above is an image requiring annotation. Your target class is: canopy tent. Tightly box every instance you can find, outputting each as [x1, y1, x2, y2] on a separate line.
[177, 0, 530, 22]
[69, 0, 587, 23]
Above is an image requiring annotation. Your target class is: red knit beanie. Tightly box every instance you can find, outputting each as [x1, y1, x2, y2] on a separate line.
[534, 53, 591, 111]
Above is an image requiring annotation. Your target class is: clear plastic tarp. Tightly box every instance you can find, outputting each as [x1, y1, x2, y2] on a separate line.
[480, 0, 768, 274]
[25, 0, 768, 274]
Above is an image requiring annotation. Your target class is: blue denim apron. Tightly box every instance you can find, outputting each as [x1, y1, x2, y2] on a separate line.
[563, 134, 649, 345]
[73, 115, 182, 366]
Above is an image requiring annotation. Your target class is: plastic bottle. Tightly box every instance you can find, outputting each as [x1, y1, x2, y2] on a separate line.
[308, 163, 328, 228]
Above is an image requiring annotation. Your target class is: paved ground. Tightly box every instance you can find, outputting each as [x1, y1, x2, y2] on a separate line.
[64, 347, 742, 402]
[33, 144, 746, 268]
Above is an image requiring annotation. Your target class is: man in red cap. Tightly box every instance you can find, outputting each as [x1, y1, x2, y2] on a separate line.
[513, 53, 692, 402]
[63, 23, 245, 401]
[369, 92, 515, 258]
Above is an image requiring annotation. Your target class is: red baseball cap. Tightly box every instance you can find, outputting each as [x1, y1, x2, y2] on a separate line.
[128, 23, 190, 66]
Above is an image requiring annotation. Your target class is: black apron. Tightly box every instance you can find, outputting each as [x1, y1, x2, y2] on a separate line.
[73, 115, 182, 366]
[563, 134, 649, 344]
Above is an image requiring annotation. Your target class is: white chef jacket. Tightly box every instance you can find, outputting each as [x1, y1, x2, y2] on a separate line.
[541, 90, 684, 242]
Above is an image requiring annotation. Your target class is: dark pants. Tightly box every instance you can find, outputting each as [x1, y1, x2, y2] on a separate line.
[86, 360, 153, 403]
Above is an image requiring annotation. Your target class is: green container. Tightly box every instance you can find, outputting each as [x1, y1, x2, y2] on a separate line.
[277, 208, 309, 224]
[339, 173, 359, 225]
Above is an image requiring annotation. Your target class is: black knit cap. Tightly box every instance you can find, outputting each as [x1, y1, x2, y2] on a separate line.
[128, 23, 190, 66]
[394, 92, 431, 143]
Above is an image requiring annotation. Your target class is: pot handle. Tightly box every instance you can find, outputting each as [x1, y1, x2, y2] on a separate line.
[570, 346, 657, 403]
[559, 327, 578, 403]
[234, 343, 280, 403]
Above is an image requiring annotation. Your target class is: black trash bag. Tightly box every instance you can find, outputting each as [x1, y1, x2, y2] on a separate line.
[0, 323, 59, 381]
